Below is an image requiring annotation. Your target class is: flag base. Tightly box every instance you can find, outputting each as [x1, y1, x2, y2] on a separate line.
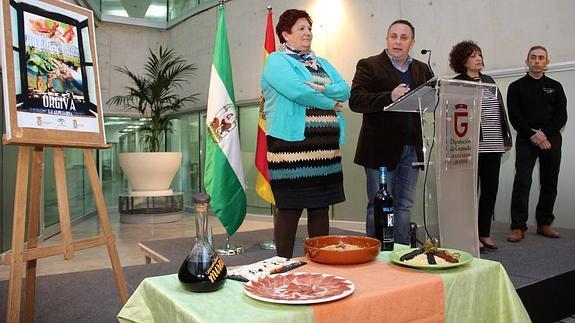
[215, 244, 244, 256]
[258, 240, 276, 250]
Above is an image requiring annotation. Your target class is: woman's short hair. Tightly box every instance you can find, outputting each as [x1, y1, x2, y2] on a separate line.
[276, 9, 312, 44]
[449, 40, 482, 74]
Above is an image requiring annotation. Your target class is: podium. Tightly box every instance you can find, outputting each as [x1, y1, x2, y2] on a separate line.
[386, 77, 497, 257]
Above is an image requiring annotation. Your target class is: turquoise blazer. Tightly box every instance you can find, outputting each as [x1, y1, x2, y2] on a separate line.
[261, 51, 350, 144]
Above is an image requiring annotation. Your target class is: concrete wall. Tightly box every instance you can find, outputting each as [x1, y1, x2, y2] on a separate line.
[95, 0, 575, 228]
[95, 22, 167, 115]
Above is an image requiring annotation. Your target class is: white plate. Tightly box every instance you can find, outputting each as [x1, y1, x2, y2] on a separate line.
[243, 272, 355, 305]
[389, 248, 473, 269]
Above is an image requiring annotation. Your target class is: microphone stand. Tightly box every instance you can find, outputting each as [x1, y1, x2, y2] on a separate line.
[421, 49, 435, 78]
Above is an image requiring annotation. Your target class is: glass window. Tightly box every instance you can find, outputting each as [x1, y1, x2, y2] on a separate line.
[169, 114, 201, 206]
[0, 143, 18, 253]
[238, 105, 272, 215]
[199, 112, 206, 193]
[99, 142, 124, 207]
[101, 0, 167, 22]
[168, 0, 215, 21]
[100, 116, 141, 208]
[85, 0, 219, 26]
[43, 148, 95, 236]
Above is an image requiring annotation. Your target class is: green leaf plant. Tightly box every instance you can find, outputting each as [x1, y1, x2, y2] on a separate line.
[107, 46, 198, 152]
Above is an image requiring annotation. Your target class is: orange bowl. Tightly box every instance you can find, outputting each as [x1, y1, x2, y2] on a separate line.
[304, 235, 381, 265]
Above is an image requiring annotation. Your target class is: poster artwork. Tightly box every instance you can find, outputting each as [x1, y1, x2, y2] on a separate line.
[17, 7, 98, 132]
[1, 0, 105, 147]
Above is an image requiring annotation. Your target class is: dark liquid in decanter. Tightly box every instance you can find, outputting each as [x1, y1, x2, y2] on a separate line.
[178, 256, 227, 292]
[178, 192, 227, 292]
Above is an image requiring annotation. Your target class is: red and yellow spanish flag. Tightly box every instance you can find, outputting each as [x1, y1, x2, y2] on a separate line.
[254, 7, 276, 205]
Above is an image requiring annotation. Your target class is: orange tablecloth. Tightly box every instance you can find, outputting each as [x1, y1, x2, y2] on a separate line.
[296, 258, 444, 323]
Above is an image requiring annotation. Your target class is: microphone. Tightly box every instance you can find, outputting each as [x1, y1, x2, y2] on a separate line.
[420, 49, 435, 77]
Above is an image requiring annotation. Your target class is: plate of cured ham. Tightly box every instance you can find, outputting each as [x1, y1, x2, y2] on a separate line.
[243, 272, 355, 304]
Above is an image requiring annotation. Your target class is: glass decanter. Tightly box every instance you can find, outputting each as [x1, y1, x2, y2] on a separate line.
[178, 193, 227, 292]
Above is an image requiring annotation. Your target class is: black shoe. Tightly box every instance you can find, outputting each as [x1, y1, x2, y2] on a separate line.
[479, 238, 498, 250]
[482, 242, 498, 250]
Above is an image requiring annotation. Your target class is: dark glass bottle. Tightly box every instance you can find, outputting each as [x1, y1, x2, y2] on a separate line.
[178, 193, 227, 292]
[374, 167, 395, 251]
[409, 222, 418, 248]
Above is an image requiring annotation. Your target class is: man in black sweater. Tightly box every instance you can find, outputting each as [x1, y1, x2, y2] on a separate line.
[507, 46, 568, 242]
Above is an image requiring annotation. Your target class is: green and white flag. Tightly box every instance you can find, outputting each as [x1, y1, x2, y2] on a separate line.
[204, 4, 246, 236]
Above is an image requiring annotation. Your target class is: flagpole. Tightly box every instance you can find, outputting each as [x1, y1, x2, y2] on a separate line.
[259, 206, 277, 250]
[206, 0, 245, 256]
[258, 4, 277, 251]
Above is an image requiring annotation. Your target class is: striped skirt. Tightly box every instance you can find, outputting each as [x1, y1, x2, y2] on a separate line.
[267, 108, 345, 209]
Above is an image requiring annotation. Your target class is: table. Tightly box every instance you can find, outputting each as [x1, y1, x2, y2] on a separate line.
[117, 248, 530, 323]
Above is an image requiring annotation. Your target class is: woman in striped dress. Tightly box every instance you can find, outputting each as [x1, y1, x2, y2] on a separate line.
[449, 40, 513, 251]
[261, 9, 350, 258]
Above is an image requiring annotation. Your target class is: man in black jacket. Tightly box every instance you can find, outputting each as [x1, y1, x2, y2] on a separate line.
[349, 20, 432, 244]
[507, 46, 568, 242]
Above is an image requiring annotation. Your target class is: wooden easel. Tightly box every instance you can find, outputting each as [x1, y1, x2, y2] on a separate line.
[2, 146, 128, 322]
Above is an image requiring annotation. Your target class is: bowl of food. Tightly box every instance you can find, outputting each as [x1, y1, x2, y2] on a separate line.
[304, 235, 381, 265]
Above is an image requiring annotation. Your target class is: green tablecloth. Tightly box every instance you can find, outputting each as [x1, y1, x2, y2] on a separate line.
[119, 250, 530, 323]
[117, 277, 313, 323]
[378, 251, 531, 323]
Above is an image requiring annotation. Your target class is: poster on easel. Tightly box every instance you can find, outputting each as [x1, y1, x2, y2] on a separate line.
[0, 0, 106, 148]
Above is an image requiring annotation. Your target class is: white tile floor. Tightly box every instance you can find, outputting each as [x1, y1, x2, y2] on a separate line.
[0, 210, 363, 281]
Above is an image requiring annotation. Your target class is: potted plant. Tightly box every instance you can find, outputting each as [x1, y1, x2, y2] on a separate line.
[108, 46, 198, 194]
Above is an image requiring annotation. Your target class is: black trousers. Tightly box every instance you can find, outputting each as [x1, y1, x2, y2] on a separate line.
[478, 152, 502, 237]
[510, 134, 562, 230]
[274, 207, 329, 258]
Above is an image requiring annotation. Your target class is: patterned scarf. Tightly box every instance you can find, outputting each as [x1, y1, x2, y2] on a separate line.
[279, 43, 320, 70]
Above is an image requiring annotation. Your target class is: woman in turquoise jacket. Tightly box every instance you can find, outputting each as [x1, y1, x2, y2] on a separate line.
[261, 9, 350, 258]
